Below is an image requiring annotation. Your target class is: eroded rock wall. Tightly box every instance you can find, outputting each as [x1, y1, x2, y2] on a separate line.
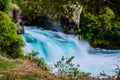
[9, 4, 24, 34]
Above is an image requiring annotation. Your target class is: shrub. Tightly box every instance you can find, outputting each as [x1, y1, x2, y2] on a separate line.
[0, 0, 11, 13]
[0, 11, 23, 58]
[53, 56, 90, 78]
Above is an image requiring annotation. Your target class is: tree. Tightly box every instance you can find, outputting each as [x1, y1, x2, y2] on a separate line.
[0, 11, 23, 58]
[0, 0, 11, 13]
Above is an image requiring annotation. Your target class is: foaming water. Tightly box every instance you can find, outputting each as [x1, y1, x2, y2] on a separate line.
[22, 26, 120, 77]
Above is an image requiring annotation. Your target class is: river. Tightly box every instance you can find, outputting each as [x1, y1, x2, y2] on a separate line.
[21, 26, 120, 77]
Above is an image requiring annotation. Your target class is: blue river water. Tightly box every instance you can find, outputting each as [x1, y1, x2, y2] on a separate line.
[21, 26, 120, 77]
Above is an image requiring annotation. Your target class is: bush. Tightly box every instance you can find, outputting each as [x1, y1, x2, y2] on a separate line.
[53, 56, 90, 78]
[0, 11, 23, 58]
[0, 0, 11, 13]
[80, 7, 120, 49]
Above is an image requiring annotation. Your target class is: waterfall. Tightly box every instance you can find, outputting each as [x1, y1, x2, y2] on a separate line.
[22, 26, 120, 77]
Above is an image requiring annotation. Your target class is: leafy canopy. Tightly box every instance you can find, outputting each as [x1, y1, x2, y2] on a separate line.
[0, 0, 11, 13]
[0, 11, 23, 58]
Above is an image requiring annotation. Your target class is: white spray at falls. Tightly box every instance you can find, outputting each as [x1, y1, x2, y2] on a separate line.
[22, 26, 120, 77]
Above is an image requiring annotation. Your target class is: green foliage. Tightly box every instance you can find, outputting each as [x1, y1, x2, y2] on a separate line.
[0, 75, 12, 80]
[98, 7, 115, 31]
[80, 11, 98, 41]
[13, 0, 41, 22]
[53, 56, 90, 78]
[40, 0, 81, 16]
[12, 0, 25, 10]
[80, 6, 120, 48]
[0, 11, 23, 58]
[0, 58, 18, 70]
[0, 0, 11, 13]
[0, 71, 43, 80]
[80, 0, 106, 15]
[14, 0, 81, 22]
[25, 50, 39, 60]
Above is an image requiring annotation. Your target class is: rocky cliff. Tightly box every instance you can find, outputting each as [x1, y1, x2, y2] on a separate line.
[24, 2, 82, 34]
[59, 2, 82, 34]
[9, 4, 24, 34]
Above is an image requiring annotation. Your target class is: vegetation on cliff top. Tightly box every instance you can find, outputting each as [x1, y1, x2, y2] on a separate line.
[0, 0, 11, 14]
[12, 0, 120, 49]
[80, 7, 120, 49]
[80, 0, 120, 49]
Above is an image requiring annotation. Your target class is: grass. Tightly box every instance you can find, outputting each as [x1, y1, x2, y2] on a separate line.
[0, 58, 20, 70]
[0, 71, 44, 80]
[0, 58, 42, 80]
[17, 72, 43, 80]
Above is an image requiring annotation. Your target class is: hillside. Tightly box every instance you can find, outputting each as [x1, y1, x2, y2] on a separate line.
[0, 54, 60, 80]
[0, 54, 116, 80]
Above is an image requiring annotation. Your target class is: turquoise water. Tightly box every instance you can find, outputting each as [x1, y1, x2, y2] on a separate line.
[22, 26, 120, 77]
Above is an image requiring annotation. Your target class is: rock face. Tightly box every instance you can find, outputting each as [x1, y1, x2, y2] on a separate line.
[10, 4, 24, 34]
[60, 2, 82, 34]
[24, 9, 56, 30]
[25, 2, 82, 34]
[31, 15, 53, 30]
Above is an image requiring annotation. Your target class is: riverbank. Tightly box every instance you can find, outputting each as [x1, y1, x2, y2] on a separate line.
[0, 54, 116, 80]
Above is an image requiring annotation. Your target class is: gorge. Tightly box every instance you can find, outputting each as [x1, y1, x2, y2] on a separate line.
[0, 0, 120, 79]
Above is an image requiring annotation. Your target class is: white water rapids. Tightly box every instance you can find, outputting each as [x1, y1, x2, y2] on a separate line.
[22, 26, 120, 77]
